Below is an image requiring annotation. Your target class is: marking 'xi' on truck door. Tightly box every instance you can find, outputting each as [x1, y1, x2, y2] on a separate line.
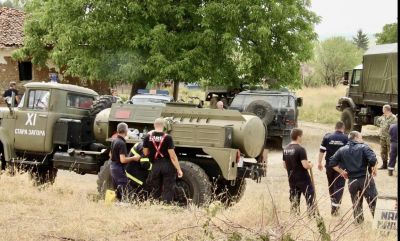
[14, 113, 46, 136]
[25, 113, 38, 126]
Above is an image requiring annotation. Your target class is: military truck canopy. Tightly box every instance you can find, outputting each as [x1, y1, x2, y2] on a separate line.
[363, 43, 397, 94]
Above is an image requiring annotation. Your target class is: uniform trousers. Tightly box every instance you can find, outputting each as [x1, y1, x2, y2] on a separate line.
[348, 176, 378, 223]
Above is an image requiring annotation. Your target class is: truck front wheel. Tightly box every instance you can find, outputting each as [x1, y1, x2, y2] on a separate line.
[214, 178, 247, 206]
[341, 108, 362, 133]
[174, 161, 212, 206]
[29, 166, 58, 186]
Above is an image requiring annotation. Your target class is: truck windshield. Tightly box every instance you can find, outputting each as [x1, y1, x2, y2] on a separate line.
[352, 69, 362, 86]
[27, 90, 50, 110]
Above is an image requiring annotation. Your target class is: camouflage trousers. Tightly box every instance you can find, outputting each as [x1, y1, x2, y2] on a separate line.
[380, 136, 390, 163]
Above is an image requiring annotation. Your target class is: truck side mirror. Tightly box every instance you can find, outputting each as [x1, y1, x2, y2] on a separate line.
[343, 72, 349, 85]
[5, 92, 16, 108]
[343, 71, 349, 81]
[296, 97, 303, 107]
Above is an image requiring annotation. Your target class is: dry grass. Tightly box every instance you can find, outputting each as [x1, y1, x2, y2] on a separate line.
[0, 86, 396, 241]
[297, 85, 347, 124]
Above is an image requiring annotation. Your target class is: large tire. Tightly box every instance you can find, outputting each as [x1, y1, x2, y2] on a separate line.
[97, 160, 114, 199]
[341, 108, 362, 133]
[245, 100, 274, 125]
[89, 95, 114, 118]
[174, 161, 212, 206]
[29, 166, 58, 186]
[215, 178, 247, 206]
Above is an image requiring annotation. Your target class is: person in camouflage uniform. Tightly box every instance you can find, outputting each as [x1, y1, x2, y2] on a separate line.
[376, 105, 397, 170]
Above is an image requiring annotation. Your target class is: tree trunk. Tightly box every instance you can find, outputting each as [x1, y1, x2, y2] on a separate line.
[130, 79, 148, 98]
[173, 80, 179, 101]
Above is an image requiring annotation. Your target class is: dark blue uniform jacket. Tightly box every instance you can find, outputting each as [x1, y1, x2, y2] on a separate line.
[328, 140, 377, 179]
[320, 131, 348, 167]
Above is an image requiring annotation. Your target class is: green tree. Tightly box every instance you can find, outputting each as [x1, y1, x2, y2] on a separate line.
[0, 0, 16, 8]
[15, 0, 319, 98]
[311, 37, 362, 87]
[0, 0, 25, 9]
[375, 23, 397, 44]
[352, 29, 369, 50]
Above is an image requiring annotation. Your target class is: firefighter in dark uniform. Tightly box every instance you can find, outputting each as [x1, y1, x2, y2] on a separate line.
[283, 128, 315, 215]
[125, 142, 152, 200]
[143, 118, 183, 204]
[329, 131, 378, 224]
[317, 121, 348, 216]
[109, 122, 140, 201]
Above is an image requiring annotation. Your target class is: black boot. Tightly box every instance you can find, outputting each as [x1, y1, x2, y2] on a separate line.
[388, 170, 393, 176]
[331, 206, 340, 216]
[378, 161, 388, 170]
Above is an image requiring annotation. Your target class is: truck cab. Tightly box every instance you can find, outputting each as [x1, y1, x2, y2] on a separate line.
[0, 82, 99, 176]
[337, 43, 398, 132]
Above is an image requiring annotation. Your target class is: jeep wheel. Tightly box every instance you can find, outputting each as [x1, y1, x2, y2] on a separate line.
[89, 95, 114, 117]
[29, 166, 58, 186]
[214, 178, 246, 206]
[174, 161, 212, 206]
[341, 108, 361, 133]
[245, 100, 274, 125]
[97, 160, 114, 199]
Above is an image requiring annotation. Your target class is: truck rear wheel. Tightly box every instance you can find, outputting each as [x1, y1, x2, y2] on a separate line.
[214, 178, 247, 206]
[29, 166, 58, 186]
[97, 160, 113, 198]
[174, 161, 212, 206]
[341, 108, 362, 133]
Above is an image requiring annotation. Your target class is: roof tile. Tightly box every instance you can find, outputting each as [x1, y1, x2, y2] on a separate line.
[0, 7, 25, 48]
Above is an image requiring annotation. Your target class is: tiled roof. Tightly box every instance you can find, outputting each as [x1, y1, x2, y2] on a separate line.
[0, 7, 24, 48]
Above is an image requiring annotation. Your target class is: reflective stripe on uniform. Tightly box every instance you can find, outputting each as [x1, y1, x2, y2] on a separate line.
[130, 143, 140, 156]
[125, 171, 143, 185]
[140, 157, 152, 171]
[320, 146, 327, 151]
[331, 202, 341, 207]
[388, 167, 395, 170]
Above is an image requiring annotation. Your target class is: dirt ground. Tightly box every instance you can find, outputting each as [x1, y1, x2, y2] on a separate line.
[0, 122, 397, 241]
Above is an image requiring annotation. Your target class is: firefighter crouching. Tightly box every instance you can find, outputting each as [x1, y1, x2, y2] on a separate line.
[125, 142, 152, 200]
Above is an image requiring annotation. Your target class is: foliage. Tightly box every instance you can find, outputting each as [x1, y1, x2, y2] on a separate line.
[352, 29, 369, 50]
[14, 0, 319, 89]
[0, 0, 26, 9]
[310, 37, 362, 87]
[375, 23, 397, 44]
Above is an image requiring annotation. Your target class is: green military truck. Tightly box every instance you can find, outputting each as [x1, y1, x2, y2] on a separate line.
[337, 43, 398, 132]
[0, 82, 267, 205]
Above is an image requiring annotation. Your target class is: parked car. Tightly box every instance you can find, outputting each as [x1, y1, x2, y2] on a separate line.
[129, 89, 173, 104]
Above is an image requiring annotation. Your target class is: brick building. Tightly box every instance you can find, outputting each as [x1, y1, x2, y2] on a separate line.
[0, 7, 51, 102]
[0, 7, 109, 104]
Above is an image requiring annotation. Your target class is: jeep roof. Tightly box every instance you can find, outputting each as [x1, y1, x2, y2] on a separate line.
[236, 89, 296, 96]
[24, 82, 98, 96]
[130, 94, 173, 104]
